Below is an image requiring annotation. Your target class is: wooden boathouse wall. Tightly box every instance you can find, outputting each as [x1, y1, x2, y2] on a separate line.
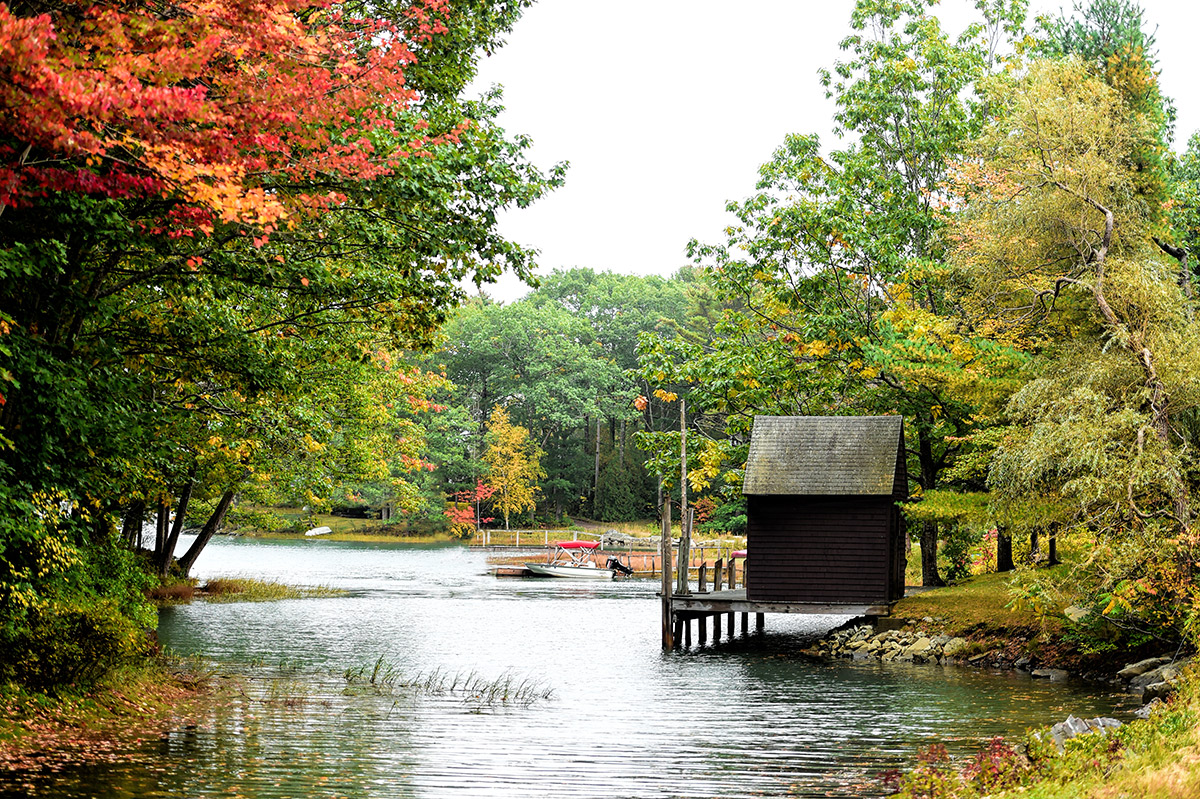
[742, 416, 907, 605]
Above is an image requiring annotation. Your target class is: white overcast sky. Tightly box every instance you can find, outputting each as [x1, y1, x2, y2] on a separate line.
[467, 0, 1200, 303]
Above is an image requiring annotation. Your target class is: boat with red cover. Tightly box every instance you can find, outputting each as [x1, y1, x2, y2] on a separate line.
[525, 540, 628, 579]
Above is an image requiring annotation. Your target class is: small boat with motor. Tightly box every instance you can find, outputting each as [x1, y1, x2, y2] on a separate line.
[525, 540, 634, 579]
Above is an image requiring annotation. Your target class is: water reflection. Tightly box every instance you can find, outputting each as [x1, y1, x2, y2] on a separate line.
[3, 537, 1131, 798]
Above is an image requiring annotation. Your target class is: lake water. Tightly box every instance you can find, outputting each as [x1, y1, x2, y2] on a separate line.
[8, 537, 1134, 798]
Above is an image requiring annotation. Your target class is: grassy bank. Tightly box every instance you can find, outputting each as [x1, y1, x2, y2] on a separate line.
[224, 506, 456, 542]
[887, 568, 1169, 675]
[874, 569, 1200, 796]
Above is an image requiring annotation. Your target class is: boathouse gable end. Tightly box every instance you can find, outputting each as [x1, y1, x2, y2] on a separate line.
[742, 416, 906, 605]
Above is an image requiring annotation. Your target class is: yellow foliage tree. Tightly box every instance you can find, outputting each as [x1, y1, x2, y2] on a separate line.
[482, 406, 545, 530]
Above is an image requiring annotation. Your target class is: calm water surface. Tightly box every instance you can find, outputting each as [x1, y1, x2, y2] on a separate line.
[11, 537, 1134, 798]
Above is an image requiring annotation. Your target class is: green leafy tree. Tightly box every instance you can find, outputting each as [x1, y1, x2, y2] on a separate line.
[949, 51, 1200, 637]
[0, 0, 561, 688]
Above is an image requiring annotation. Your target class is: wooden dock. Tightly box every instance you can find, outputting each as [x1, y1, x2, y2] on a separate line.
[671, 588, 889, 618]
[664, 557, 893, 648]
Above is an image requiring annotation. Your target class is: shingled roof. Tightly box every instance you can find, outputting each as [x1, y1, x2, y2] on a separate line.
[742, 416, 903, 496]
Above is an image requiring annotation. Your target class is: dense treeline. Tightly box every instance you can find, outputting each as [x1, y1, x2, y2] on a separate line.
[295, 267, 703, 530]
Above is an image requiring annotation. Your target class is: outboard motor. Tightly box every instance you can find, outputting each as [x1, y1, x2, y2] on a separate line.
[606, 556, 634, 576]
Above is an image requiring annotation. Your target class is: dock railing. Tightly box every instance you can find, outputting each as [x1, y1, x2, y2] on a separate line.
[471, 528, 596, 548]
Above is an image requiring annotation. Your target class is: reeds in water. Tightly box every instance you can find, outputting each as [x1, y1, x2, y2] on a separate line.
[342, 657, 554, 707]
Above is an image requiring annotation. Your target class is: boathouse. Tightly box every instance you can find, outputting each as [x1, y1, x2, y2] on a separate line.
[742, 415, 907, 606]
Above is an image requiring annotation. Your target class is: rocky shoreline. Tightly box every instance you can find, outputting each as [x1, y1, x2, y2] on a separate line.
[806, 619, 1192, 714]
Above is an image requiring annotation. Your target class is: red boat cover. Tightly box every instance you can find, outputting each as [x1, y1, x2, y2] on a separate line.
[731, 550, 747, 558]
[555, 540, 599, 550]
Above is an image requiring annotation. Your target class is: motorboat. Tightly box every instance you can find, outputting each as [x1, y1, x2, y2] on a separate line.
[524, 540, 632, 579]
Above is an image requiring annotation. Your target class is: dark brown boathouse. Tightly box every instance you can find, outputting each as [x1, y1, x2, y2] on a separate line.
[668, 415, 907, 644]
[743, 415, 907, 605]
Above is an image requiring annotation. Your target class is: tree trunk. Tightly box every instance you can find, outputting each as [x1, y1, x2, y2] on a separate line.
[593, 416, 601, 516]
[155, 500, 168, 558]
[619, 418, 626, 465]
[1029, 526, 1040, 564]
[176, 489, 236, 577]
[158, 473, 196, 577]
[121, 500, 145, 550]
[920, 520, 943, 586]
[996, 526, 1014, 572]
[915, 426, 944, 587]
[1048, 523, 1060, 566]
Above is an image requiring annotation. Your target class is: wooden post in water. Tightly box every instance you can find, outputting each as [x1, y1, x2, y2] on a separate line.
[660, 487, 673, 650]
[727, 559, 736, 635]
[756, 613, 764, 632]
[677, 508, 693, 596]
[699, 614, 707, 645]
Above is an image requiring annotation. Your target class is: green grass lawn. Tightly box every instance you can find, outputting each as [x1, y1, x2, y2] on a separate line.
[895, 570, 1064, 637]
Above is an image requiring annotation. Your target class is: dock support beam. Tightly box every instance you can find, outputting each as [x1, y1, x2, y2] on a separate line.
[660, 492, 673, 650]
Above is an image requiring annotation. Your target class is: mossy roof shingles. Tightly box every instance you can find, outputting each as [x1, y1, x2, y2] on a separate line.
[742, 416, 903, 496]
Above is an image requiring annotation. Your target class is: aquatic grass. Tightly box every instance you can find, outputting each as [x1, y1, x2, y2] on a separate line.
[197, 577, 346, 603]
[342, 658, 554, 707]
[264, 677, 310, 708]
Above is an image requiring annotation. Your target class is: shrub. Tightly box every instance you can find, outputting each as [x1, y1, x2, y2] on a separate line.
[940, 524, 983, 582]
[147, 582, 195, 602]
[0, 600, 150, 691]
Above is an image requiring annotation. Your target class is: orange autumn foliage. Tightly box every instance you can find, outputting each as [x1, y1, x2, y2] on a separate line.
[0, 0, 459, 236]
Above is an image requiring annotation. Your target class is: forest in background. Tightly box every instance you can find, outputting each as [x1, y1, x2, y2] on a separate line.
[4, 0, 1200, 691]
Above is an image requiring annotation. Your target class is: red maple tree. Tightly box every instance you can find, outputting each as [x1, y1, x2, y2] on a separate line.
[445, 480, 495, 531]
[0, 0, 459, 237]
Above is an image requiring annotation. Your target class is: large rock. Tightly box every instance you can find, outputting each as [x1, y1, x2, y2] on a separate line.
[1047, 715, 1121, 751]
[906, 637, 933, 655]
[1117, 656, 1171, 681]
[1134, 698, 1163, 719]
[1031, 668, 1070, 681]
[942, 637, 971, 658]
[1141, 681, 1174, 703]
[1130, 659, 1189, 690]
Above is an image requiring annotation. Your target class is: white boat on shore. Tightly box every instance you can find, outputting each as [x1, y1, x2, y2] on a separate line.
[525, 540, 628, 580]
